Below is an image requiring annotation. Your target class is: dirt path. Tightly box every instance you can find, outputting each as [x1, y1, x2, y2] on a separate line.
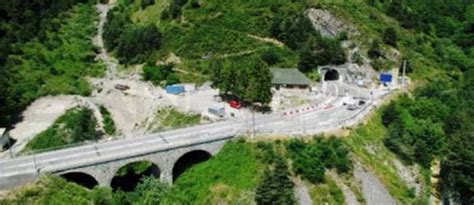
[247, 34, 284, 47]
[293, 178, 313, 205]
[93, 3, 118, 79]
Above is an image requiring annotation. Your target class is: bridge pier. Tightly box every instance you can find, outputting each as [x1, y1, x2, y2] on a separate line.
[160, 167, 173, 185]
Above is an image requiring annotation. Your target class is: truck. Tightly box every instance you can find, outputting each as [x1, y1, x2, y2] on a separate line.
[208, 107, 225, 118]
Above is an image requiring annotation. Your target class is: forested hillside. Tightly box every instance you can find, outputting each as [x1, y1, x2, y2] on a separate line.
[371, 1, 474, 203]
[0, 0, 104, 127]
[0, 0, 473, 204]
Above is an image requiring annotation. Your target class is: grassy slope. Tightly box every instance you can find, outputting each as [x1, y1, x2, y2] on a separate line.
[0, 176, 99, 205]
[146, 108, 202, 132]
[308, 177, 345, 205]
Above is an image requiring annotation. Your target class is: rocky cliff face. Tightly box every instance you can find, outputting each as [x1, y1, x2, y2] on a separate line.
[306, 8, 359, 38]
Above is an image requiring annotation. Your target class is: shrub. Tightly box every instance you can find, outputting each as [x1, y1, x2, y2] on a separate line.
[368, 39, 383, 59]
[99, 105, 116, 135]
[141, 0, 154, 9]
[190, 0, 200, 8]
[24, 107, 98, 152]
[287, 138, 351, 183]
[169, 0, 188, 19]
[261, 49, 281, 65]
[142, 63, 177, 86]
[383, 27, 397, 47]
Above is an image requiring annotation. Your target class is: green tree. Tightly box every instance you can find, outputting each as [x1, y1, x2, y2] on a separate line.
[383, 27, 397, 47]
[243, 61, 273, 105]
[261, 49, 281, 65]
[117, 25, 162, 64]
[368, 39, 383, 59]
[210, 58, 272, 106]
[255, 158, 296, 205]
[103, 6, 131, 50]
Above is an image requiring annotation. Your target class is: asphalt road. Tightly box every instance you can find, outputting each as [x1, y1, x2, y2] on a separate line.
[0, 81, 387, 178]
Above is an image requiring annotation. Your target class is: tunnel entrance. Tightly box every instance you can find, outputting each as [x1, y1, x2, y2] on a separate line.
[111, 161, 160, 192]
[60, 172, 99, 189]
[172, 150, 211, 182]
[324, 69, 340, 81]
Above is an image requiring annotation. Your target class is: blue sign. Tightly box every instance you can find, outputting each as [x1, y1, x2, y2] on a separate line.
[379, 73, 393, 83]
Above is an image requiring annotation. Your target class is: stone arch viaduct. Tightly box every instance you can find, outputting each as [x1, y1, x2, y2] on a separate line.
[0, 125, 235, 190]
[56, 140, 225, 187]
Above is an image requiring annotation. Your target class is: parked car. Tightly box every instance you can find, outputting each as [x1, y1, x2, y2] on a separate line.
[228, 100, 241, 109]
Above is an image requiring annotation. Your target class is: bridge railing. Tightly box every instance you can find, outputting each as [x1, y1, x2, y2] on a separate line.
[13, 118, 230, 158]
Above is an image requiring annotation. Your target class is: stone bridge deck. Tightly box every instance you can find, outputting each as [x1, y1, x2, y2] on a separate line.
[0, 120, 238, 189]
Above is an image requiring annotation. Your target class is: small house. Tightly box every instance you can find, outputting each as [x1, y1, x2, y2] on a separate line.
[270, 68, 312, 89]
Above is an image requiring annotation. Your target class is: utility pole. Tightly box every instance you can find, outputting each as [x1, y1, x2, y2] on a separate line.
[252, 105, 256, 138]
[33, 153, 38, 173]
[302, 113, 306, 134]
[402, 60, 407, 86]
[7, 133, 13, 158]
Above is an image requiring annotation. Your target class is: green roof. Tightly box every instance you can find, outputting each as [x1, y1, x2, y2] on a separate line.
[270, 68, 312, 86]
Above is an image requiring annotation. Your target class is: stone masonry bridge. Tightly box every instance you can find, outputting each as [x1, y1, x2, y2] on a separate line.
[0, 120, 238, 190]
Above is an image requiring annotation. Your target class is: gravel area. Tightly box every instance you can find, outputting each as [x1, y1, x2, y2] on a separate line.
[354, 162, 397, 205]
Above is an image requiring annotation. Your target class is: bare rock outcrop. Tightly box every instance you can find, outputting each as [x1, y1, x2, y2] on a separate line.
[306, 8, 359, 38]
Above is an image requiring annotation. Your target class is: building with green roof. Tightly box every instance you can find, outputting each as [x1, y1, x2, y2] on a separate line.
[270, 68, 312, 89]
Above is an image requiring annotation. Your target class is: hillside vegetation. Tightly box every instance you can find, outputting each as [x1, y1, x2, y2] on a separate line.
[0, 0, 105, 127]
[0, 0, 474, 204]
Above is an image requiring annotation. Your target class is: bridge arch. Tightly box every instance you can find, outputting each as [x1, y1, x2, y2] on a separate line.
[60, 172, 99, 189]
[172, 150, 212, 182]
[110, 160, 160, 192]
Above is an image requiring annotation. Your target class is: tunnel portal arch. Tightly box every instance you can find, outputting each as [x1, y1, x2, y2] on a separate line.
[324, 69, 340, 81]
